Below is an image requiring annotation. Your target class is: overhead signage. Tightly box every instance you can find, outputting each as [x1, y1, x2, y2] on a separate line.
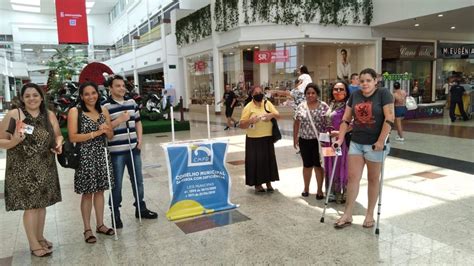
[254, 50, 289, 64]
[399, 45, 434, 58]
[438, 43, 474, 59]
[55, 0, 89, 44]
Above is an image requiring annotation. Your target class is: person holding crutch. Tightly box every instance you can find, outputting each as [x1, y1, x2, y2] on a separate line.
[103, 75, 158, 229]
[332, 68, 394, 229]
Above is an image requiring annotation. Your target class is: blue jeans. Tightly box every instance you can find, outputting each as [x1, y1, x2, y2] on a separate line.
[109, 148, 146, 216]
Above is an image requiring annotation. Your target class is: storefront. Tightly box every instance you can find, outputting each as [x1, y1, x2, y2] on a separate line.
[186, 52, 214, 105]
[382, 40, 435, 103]
[435, 43, 474, 100]
[185, 41, 376, 106]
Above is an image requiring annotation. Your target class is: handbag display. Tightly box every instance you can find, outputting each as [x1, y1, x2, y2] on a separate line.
[263, 100, 282, 143]
[405, 96, 418, 111]
[57, 108, 82, 169]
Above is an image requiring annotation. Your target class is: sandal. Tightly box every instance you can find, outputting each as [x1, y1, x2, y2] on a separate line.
[362, 219, 375, 228]
[83, 229, 97, 244]
[334, 218, 353, 229]
[96, 224, 115, 236]
[31, 248, 51, 257]
[38, 239, 53, 249]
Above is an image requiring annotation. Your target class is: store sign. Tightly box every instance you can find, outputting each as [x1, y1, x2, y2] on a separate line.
[254, 50, 289, 64]
[438, 44, 474, 59]
[55, 0, 88, 44]
[400, 45, 434, 58]
[194, 60, 207, 72]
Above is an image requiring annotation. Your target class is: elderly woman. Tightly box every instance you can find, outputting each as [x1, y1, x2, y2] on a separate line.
[0, 83, 63, 257]
[240, 86, 281, 193]
[293, 83, 329, 199]
[333, 68, 394, 229]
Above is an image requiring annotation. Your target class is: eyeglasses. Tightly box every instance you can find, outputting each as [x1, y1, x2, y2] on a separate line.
[360, 79, 374, 83]
[332, 88, 345, 92]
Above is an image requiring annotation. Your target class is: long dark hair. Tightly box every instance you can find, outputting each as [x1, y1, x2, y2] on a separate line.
[20, 83, 55, 147]
[329, 80, 350, 102]
[79, 81, 102, 113]
[299, 65, 309, 75]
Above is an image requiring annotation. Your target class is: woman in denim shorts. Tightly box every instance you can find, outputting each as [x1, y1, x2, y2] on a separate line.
[332, 68, 394, 229]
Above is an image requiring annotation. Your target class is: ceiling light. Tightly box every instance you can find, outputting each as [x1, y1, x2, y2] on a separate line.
[254, 46, 259, 49]
[229, 52, 234, 55]
[414, 24, 419, 27]
[86, 2, 95, 8]
[246, 48, 251, 51]
[11, 4, 40, 12]
[86, 9, 91, 14]
[438, 14, 443, 17]
[450, 26, 456, 30]
[75, 49, 83, 52]
[11, 0, 40, 5]
[42, 49, 57, 52]
[22, 48, 33, 52]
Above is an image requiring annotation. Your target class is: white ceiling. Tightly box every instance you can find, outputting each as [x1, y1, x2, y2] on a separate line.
[0, 0, 119, 15]
[372, 6, 474, 34]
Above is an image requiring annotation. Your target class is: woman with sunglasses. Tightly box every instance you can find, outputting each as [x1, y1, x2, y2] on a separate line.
[324, 81, 351, 204]
[333, 68, 394, 229]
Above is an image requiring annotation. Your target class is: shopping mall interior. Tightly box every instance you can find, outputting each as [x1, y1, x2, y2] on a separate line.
[0, 0, 473, 264]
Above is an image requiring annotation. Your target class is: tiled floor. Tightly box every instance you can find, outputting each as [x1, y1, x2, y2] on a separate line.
[0, 110, 473, 265]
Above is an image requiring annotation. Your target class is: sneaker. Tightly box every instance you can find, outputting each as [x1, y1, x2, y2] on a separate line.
[224, 126, 230, 130]
[395, 136, 404, 142]
[111, 215, 123, 229]
[328, 193, 336, 202]
[136, 208, 158, 219]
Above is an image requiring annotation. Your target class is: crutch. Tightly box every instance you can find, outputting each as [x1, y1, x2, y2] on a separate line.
[103, 138, 118, 240]
[320, 143, 342, 223]
[373, 134, 390, 235]
[126, 121, 142, 224]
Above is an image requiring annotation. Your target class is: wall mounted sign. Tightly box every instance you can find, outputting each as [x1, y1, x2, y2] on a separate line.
[55, 0, 89, 44]
[254, 50, 289, 64]
[438, 43, 474, 59]
[383, 40, 434, 60]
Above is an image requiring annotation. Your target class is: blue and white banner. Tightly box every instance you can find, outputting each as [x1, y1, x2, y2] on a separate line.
[163, 140, 237, 220]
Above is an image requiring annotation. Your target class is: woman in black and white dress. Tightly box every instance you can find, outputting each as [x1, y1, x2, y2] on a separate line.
[68, 81, 115, 243]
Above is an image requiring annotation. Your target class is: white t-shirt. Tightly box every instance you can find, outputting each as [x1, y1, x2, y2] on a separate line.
[297, 73, 312, 93]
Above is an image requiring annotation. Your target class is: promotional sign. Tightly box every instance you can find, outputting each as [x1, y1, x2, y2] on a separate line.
[55, 0, 89, 44]
[254, 50, 289, 64]
[163, 140, 237, 221]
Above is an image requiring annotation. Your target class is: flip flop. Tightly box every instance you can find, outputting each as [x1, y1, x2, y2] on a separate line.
[30, 248, 52, 257]
[38, 239, 53, 249]
[362, 220, 375, 228]
[96, 224, 115, 236]
[334, 220, 352, 229]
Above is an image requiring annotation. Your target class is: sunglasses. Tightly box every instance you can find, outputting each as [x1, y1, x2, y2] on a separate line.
[332, 88, 346, 92]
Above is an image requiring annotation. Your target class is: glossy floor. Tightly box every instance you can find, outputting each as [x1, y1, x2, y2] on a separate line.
[0, 111, 473, 265]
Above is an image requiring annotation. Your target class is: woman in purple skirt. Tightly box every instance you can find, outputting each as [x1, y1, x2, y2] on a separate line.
[324, 81, 351, 204]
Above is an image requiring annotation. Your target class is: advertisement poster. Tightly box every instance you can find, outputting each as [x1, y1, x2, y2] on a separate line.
[55, 0, 89, 44]
[163, 140, 237, 221]
[336, 48, 351, 81]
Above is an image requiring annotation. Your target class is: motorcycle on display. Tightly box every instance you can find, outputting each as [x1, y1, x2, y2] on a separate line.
[53, 82, 79, 127]
[144, 93, 162, 121]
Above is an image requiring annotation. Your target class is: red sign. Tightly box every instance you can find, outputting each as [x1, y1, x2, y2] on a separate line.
[194, 60, 207, 72]
[55, 0, 88, 44]
[254, 50, 289, 64]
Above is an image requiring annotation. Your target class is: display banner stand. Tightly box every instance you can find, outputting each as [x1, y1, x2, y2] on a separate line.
[163, 104, 236, 221]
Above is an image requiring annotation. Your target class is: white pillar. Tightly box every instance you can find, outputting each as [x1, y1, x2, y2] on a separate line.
[210, 0, 222, 113]
[3, 50, 11, 102]
[375, 38, 383, 74]
[132, 38, 139, 93]
[161, 8, 169, 89]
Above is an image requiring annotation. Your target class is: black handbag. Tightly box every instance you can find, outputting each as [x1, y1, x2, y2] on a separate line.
[264, 100, 282, 143]
[57, 108, 82, 169]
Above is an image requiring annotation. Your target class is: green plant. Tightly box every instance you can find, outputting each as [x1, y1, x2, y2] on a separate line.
[46, 45, 87, 93]
[176, 5, 212, 45]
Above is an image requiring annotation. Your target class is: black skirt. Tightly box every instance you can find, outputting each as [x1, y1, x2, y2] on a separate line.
[245, 136, 280, 186]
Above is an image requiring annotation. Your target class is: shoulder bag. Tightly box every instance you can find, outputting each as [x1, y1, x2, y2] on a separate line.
[57, 108, 82, 169]
[264, 100, 282, 143]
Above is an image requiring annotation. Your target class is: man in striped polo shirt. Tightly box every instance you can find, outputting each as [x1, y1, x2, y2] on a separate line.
[103, 75, 157, 229]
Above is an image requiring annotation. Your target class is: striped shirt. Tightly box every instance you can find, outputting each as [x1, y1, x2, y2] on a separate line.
[102, 97, 141, 155]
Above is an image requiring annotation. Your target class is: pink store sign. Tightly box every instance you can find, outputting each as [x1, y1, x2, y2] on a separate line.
[254, 50, 289, 64]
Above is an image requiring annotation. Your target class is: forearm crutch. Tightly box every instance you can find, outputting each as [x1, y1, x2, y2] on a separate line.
[320, 143, 342, 223]
[373, 134, 390, 235]
[126, 121, 142, 224]
[103, 144, 118, 240]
